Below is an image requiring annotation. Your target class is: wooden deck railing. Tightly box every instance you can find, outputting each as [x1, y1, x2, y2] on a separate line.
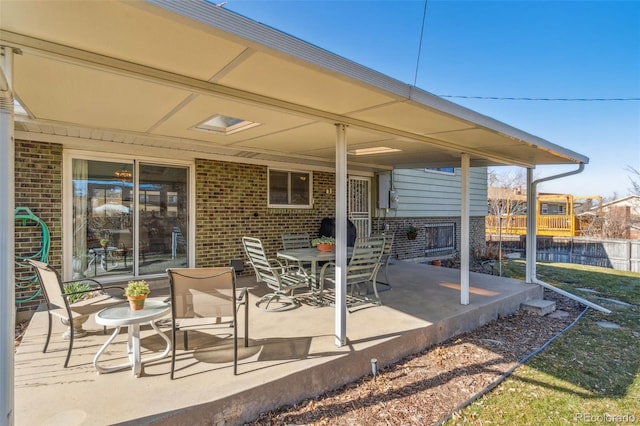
[486, 215, 575, 237]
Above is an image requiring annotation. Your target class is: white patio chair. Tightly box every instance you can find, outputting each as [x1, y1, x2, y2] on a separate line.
[281, 233, 311, 250]
[372, 233, 394, 288]
[318, 236, 386, 311]
[242, 236, 312, 312]
[281, 232, 312, 269]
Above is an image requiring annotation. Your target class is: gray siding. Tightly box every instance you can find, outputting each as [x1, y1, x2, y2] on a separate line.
[388, 168, 487, 217]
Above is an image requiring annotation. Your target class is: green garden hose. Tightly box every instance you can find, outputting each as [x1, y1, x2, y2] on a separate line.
[14, 207, 50, 303]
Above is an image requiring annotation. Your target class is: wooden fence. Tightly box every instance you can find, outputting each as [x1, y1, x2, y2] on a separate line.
[487, 236, 640, 272]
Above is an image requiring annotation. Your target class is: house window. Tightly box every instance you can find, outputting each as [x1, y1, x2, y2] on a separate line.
[425, 167, 455, 175]
[424, 223, 456, 256]
[268, 169, 312, 208]
[68, 157, 189, 280]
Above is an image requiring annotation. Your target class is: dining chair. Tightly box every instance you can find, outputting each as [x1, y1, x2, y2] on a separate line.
[281, 233, 311, 250]
[281, 232, 312, 270]
[318, 236, 386, 311]
[372, 233, 394, 288]
[242, 236, 312, 312]
[166, 267, 248, 377]
[26, 259, 125, 368]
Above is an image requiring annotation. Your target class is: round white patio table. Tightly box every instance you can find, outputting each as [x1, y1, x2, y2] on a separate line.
[93, 300, 171, 378]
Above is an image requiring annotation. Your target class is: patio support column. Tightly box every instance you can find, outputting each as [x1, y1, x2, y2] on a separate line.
[0, 45, 17, 426]
[460, 153, 470, 305]
[334, 123, 348, 347]
[525, 168, 536, 283]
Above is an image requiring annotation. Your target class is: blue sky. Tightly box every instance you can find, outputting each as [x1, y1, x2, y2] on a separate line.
[222, 0, 640, 200]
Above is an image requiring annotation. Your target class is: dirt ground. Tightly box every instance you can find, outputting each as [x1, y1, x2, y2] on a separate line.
[247, 290, 584, 426]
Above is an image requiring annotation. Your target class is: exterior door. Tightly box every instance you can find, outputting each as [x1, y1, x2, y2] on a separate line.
[69, 158, 189, 280]
[348, 176, 371, 239]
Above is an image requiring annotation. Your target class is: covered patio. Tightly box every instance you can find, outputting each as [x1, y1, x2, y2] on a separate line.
[1, 1, 590, 424]
[14, 261, 541, 425]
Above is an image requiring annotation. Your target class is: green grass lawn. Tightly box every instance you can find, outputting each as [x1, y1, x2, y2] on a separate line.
[447, 261, 640, 425]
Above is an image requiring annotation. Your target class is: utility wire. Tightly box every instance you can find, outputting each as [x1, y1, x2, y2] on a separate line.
[408, 0, 636, 104]
[439, 95, 640, 102]
[413, 0, 429, 87]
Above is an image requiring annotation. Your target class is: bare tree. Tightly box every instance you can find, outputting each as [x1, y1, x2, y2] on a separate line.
[487, 168, 527, 235]
[603, 206, 631, 239]
[627, 165, 640, 195]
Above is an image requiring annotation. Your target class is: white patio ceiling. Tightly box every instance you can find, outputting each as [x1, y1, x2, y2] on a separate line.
[0, 0, 589, 172]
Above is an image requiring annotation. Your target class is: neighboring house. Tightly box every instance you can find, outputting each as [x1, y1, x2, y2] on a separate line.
[2, 2, 587, 322]
[601, 195, 640, 239]
[602, 195, 640, 216]
[486, 189, 603, 237]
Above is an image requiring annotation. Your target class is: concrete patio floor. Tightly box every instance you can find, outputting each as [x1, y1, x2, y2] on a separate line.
[14, 261, 542, 425]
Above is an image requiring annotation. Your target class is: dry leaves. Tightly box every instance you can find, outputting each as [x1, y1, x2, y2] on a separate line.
[14, 321, 29, 351]
[249, 291, 583, 426]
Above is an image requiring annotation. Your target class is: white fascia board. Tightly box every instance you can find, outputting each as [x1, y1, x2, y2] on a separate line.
[146, 0, 589, 166]
[409, 89, 590, 165]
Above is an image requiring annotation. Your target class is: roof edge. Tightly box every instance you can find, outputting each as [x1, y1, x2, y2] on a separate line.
[144, 0, 589, 166]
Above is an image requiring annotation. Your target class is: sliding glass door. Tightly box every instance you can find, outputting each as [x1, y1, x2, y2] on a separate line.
[138, 163, 188, 275]
[70, 158, 189, 280]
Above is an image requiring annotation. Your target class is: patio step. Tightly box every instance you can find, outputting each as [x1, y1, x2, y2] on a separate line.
[521, 299, 556, 316]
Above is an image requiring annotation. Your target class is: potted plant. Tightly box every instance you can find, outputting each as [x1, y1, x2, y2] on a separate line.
[312, 236, 336, 252]
[99, 238, 109, 249]
[406, 225, 418, 240]
[124, 280, 150, 311]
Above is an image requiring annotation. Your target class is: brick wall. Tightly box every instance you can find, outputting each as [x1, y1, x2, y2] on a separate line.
[15, 140, 63, 320]
[195, 159, 336, 271]
[12, 141, 487, 319]
[371, 216, 486, 261]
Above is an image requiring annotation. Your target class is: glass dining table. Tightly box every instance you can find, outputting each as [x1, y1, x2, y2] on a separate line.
[277, 246, 352, 290]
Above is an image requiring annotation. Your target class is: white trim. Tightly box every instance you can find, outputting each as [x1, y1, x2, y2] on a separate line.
[460, 154, 470, 305]
[0, 45, 15, 426]
[65, 150, 205, 168]
[335, 124, 348, 347]
[17, 129, 381, 176]
[525, 168, 536, 284]
[62, 152, 74, 281]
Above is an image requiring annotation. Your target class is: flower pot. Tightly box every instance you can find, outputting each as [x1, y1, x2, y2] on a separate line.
[128, 295, 147, 311]
[407, 233, 417, 240]
[317, 243, 336, 252]
[431, 260, 442, 266]
[60, 316, 89, 339]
